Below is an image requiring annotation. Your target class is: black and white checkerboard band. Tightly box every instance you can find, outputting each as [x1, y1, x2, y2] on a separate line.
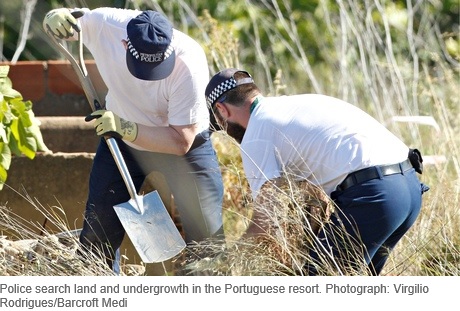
[206, 79, 237, 107]
[206, 77, 254, 107]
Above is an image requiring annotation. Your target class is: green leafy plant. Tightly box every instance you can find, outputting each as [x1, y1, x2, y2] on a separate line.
[0, 65, 49, 190]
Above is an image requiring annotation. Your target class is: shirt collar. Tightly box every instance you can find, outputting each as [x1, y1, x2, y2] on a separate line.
[249, 96, 263, 114]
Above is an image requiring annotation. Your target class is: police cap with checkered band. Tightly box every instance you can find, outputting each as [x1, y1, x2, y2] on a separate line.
[205, 68, 254, 108]
[126, 11, 175, 81]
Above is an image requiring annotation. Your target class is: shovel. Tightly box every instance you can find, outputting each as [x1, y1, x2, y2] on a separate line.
[45, 22, 186, 263]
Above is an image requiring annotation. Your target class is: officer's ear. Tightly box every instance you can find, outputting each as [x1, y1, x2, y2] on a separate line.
[215, 102, 230, 119]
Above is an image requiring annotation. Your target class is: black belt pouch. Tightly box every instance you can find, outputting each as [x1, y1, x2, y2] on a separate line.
[408, 148, 424, 174]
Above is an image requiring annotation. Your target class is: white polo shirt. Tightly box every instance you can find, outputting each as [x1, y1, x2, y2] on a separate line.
[241, 94, 409, 198]
[78, 8, 209, 150]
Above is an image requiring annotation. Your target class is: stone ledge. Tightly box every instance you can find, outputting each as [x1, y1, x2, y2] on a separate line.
[37, 116, 99, 153]
[1, 152, 94, 237]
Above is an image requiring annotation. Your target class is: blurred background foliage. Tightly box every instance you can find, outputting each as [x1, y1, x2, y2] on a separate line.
[1, 1, 458, 75]
[1, 1, 458, 121]
[1, 0, 458, 183]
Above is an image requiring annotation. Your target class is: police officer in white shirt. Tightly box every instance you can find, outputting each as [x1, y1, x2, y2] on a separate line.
[43, 8, 225, 271]
[205, 68, 429, 275]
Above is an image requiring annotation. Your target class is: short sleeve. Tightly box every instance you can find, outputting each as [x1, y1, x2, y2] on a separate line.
[241, 138, 281, 199]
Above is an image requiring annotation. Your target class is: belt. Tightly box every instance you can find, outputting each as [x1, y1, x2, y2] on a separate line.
[337, 159, 413, 191]
[189, 130, 210, 151]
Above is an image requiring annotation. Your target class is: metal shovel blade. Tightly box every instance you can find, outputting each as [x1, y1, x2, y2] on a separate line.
[113, 190, 186, 263]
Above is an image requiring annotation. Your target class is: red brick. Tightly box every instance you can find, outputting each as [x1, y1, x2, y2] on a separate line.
[0, 61, 46, 102]
[47, 60, 84, 95]
[46, 60, 107, 97]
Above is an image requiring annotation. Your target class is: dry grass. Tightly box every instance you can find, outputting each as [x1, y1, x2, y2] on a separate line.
[0, 190, 145, 276]
[184, 155, 370, 276]
[0, 206, 111, 276]
[1, 0, 458, 276]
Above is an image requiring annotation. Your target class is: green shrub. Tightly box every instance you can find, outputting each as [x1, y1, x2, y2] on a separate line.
[0, 65, 49, 190]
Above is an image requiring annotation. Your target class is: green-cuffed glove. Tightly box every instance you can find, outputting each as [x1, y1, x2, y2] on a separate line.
[43, 8, 84, 39]
[85, 110, 138, 142]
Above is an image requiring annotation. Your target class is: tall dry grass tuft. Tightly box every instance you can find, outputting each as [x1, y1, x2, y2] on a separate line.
[0, 189, 144, 276]
[184, 173, 374, 276]
[0, 211, 110, 276]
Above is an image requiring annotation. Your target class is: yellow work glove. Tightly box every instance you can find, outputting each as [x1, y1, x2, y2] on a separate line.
[43, 8, 84, 39]
[85, 110, 138, 142]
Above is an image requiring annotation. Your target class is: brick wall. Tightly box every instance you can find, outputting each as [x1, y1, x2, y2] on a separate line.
[1, 60, 107, 116]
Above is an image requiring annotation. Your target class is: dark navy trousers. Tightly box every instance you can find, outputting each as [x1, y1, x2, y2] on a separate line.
[79, 133, 224, 265]
[309, 167, 428, 275]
